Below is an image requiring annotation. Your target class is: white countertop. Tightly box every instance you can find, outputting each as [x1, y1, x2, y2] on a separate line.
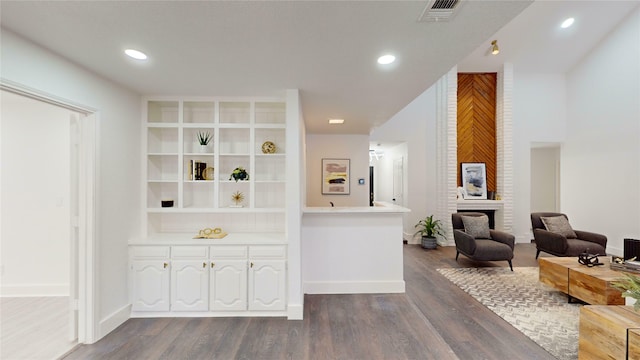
[303, 201, 410, 214]
[129, 232, 286, 245]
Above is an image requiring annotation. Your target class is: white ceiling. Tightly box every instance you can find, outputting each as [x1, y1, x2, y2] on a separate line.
[1, 1, 638, 135]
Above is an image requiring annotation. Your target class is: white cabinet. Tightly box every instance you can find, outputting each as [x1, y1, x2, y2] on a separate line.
[170, 246, 209, 311]
[130, 244, 286, 316]
[210, 245, 248, 311]
[171, 260, 209, 311]
[130, 247, 170, 312]
[249, 260, 286, 311]
[210, 259, 247, 311]
[210, 245, 287, 312]
[248, 245, 286, 311]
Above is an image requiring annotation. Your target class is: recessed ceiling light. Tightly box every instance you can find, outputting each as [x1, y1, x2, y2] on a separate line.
[561, 17, 575, 29]
[377, 54, 396, 65]
[125, 49, 148, 60]
[329, 119, 345, 124]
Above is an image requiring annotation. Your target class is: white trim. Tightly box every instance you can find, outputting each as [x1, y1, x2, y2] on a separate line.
[303, 281, 406, 294]
[130, 311, 288, 318]
[78, 112, 98, 343]
[287, 303, 304, 320]
[0, 79, 96, 114]
[0, 284, 70, 297]
[99, 304, 131, 339]
[1, 80, 99, 345]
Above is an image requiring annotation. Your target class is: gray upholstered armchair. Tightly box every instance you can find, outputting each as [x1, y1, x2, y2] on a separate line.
[531, 212, 607, 259]
[451, 212, 515, 271]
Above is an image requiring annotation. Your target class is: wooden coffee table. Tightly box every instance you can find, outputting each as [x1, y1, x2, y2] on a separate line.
[538, 256, 625, 305]
[579, 305, 640, 359]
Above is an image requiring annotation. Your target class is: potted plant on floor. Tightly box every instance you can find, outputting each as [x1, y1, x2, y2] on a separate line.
[414, 214, 443, 249]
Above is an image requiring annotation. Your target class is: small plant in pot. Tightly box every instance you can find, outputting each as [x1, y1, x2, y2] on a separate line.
[196, 131, 212, 152]
[612, 273, 640, 311]
[229, 166, 249, 182]
[414, 215, 443, 249]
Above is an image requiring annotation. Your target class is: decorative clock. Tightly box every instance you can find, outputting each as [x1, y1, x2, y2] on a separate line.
[261, 141, 276, 154]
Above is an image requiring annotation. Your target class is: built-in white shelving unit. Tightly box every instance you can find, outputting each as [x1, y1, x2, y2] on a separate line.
[143, 98, 287, 236]
[134, 97, 289, 318]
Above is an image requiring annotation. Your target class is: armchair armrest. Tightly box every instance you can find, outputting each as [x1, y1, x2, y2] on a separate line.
[533, 228, 569, 254]
[454, 229, 476, 255]
[490, 230, 515, 250]
[574, 230, 607, 249]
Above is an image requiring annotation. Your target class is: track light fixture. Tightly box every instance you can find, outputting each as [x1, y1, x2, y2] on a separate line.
[491, 40, 499, 55]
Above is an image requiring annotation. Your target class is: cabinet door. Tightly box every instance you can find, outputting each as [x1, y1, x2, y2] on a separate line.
[131, 260, 170, 312]
[210, 259, 247, 311]
[248, 260, 286, 311]
[171, 260, 209, 311]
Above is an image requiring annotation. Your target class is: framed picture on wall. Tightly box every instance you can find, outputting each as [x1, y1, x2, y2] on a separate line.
[322, 158, 350, 195]
[461, 162, 487, 199]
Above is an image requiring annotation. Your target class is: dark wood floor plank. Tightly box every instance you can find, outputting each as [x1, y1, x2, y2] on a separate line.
[62, 243, 557, 360]
[404, 243, 555, 360]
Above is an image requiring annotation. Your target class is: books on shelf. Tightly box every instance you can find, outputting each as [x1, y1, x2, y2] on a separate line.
[189, 160, 208, 180]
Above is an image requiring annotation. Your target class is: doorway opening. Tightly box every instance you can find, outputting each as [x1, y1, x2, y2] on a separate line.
[0, 85, 97, 357]
[530, 143, 561, 213]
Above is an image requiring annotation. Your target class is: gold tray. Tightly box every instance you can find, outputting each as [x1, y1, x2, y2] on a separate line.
[193, 227, 227, 239]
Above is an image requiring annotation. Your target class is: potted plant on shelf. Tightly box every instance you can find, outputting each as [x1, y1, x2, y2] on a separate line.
[196, 131, 212, 152]
[414, 214, 443, 249]
[229, 166, 249, 182]
[612, 273, 640, 310]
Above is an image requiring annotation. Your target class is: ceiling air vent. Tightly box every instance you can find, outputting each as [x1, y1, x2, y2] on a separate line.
[418, 0, 463, 22]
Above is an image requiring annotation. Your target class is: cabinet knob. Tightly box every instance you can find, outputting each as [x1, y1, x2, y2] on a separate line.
[211, 262, 215, 268]
[203, 262, 207, 268]
[250, 262, 254, 268]
[163, 262, 168, 269]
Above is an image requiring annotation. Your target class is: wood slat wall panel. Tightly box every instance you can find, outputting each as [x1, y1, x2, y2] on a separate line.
[457, 73, 497, 191]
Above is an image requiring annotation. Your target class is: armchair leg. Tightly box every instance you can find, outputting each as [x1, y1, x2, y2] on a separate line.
[508, 260, 513, 271]
[456, 251, 459, 261]
[535, 249, 541, 259]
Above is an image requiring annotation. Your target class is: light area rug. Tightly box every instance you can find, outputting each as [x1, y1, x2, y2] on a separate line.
[437, 267, 581, 360]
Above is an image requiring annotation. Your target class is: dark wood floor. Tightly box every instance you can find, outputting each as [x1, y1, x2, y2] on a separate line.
[62, 243, 556, 360]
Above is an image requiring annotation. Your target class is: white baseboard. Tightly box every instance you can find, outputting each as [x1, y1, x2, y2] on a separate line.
[303, 280, 405, 294]
[99, 303, 131, 340]
[516, 234, 532, 244]
[287, 303, 304, 320]
[0, 283, 69, 297]
[403, 231, 415, 243]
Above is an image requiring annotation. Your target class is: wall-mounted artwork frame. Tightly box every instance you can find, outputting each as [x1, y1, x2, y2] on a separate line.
[322, 158, 350, 195]
[461, 162, 487, 200]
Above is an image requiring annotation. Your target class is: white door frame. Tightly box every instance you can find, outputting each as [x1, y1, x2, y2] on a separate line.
[1, 80, 98, 344]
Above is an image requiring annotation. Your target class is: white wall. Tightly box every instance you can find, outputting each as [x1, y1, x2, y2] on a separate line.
[285, 89, 304, 319]
[305, 134, 369, 207]
[512, 72, 567, 242]
[1, 91, 72, 296]
[371, 86, 437, 242]
[562, 8, 640, 256]
[1, 30, 141, 340]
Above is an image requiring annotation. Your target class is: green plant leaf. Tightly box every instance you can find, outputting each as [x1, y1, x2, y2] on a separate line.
[414, 214, 443, 238]
[612, 273, 640, 311]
